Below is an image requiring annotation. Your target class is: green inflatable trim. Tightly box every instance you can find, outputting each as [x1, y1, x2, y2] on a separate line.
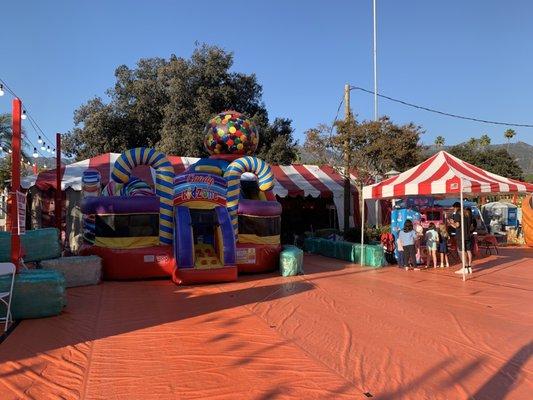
[0, 228, 61, 263]
[0, 269, 66, 319]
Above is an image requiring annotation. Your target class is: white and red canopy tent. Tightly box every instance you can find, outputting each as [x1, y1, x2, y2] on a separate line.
[361, 150, 533, 274]
[22, 153, 377, 228]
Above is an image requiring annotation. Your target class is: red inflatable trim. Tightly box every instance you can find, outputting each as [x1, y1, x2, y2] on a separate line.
[172, 266, 238, 285]
[80, 245, 175, 280]
[236, 243, 281, 274]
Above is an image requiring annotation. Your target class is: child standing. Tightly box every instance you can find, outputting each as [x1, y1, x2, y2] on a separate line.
[425, 223, 439, 268]
[438, 224, 450, 268]
[398, 219, 417, 270]
[396, 236, 404, 268]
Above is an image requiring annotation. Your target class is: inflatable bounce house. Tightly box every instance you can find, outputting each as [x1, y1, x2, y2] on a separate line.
[80, 111, 282, 284]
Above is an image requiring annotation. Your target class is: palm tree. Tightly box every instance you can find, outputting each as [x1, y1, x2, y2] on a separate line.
[504, 129, 516, 151]
[0, 113, 30, 161]
[434, 135, 445, 149]
[479, 134, 491, 148]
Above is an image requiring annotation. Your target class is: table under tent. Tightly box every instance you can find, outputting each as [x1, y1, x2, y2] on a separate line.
[362, 150, 533, 279]
[21, 153, 387, 252]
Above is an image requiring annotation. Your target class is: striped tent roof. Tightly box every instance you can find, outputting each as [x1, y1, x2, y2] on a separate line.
[363, 151, 533, 199]
[22, 153, 359, 199]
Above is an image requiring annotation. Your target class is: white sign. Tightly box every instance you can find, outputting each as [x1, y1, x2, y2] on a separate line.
[236, 248, 256, 264]
[16, 191, 26, 235]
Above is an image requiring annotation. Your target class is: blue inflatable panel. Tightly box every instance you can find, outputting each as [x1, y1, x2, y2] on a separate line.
[215, 206, 236, 265]
[174, 206, 194, 268]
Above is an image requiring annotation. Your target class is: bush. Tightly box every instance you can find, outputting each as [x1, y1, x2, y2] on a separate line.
[343, 227, 369, 244]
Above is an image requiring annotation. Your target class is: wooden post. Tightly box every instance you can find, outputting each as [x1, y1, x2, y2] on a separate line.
[55, 133, 62, 244]
[343, 84, 351, 233]
[10, 99, 22, 269]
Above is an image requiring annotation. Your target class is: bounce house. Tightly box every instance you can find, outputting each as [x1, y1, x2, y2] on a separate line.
[80, 111, 282, 284]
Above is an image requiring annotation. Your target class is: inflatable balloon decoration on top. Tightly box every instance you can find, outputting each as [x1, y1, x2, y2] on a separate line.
[80, 110, 282, 284]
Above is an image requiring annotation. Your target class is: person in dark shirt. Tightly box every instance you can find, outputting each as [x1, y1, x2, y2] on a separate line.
[448, 201, 473, 274]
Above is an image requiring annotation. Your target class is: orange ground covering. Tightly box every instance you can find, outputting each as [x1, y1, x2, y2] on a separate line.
[0, 248, 532, 399]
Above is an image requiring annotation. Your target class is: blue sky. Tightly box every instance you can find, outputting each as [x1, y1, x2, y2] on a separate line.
[1, 0, 532, 153]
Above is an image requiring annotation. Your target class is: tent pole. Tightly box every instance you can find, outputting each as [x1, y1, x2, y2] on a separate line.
[361, 194, 365, 266]
[460, 181, 466, 282]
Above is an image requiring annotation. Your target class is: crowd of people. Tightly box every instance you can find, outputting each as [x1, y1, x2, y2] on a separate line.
[397, 202, 477, 273]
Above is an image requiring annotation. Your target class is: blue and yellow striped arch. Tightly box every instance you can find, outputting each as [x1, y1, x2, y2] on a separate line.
[111, 147, 175, 245]
[223, 156, 274, 237]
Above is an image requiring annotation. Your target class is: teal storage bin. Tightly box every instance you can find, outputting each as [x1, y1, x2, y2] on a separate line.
[0, 228, 61, 262]
[0, 269, 66, 319]
[280, 245, 304, 276]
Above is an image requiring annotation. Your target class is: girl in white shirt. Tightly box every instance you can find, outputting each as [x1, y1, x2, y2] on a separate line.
[398, 219, 417, 270]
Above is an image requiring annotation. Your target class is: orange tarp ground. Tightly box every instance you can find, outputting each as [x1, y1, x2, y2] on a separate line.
[0, 248, 532, 399]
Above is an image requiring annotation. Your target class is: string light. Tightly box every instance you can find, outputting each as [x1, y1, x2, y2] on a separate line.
[8, 149, 12, 154]
[0, 84, 4, 96]
[21, 110, 27, 120]
[41, 142, 46, 151]
[33, 148, 38, 158]
[47, 145, 51, 153]
[38, 135, 43, 144]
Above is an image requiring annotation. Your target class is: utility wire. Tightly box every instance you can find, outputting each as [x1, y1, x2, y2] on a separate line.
[0, 77, 57, 145]
[350, 86, 533, 128]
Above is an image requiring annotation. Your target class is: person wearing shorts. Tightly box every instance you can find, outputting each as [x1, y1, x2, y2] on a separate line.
[425, 222, 438, 268]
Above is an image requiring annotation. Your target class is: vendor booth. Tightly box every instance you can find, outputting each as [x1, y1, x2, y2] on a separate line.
[362, 151, 533, 279]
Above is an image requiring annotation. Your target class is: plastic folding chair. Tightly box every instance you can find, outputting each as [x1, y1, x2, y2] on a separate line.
[0, 262, 16, 332]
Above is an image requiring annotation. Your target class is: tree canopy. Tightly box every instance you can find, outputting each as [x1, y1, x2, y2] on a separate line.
[303, 115, 425, 183]
[63, 45, 298, 164]
[447, 139, 524, 180]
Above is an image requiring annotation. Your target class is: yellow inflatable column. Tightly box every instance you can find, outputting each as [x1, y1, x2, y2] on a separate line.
[111, 147, 175, 245]
[223, 156, 274, 236]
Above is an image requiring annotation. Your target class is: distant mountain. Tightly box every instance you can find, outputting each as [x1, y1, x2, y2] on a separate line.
[426, 141, 532, 175]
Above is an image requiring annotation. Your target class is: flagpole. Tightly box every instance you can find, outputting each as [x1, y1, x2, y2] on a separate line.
[373, 0, 378, 121]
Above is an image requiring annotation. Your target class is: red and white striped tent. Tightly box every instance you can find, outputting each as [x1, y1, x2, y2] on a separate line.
[22, 153, 375, 227]
[363, 150, 533, 199]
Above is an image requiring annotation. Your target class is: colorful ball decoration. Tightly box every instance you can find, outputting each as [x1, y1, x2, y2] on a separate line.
[203, 111, 259, 155]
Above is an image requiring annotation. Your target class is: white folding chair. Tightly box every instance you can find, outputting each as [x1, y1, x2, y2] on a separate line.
[0, 262, 16, 332]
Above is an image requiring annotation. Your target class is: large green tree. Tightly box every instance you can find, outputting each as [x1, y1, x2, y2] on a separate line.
[63, 45, 298, 164]
[304, 115, 424, 178]
[447, 143, 523, 180]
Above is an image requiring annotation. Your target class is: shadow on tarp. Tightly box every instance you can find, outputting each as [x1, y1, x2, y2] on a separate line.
[472, 341, 533, 400]
[0, 279, 315, 365]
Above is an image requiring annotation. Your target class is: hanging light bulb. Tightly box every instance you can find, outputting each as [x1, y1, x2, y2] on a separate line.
[8, 149, 12, 154]
[33, 147, 38, 158]
[21, 110, 27, 120]
[44, 164, 47, 169]
[41, 142, 46, 151]
[0, 84, 4, 96]
[47, 145, 51, 153]
[38, 135, 43, 144]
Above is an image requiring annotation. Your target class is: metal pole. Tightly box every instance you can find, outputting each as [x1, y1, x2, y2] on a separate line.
[361, 190, 365, 266]
[373, 0, 378, 121]
[460, 182, 466, 282]
[10, 99, 22, 269]
[343, 84, 351, 233]
[55, 133, 62, 242]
